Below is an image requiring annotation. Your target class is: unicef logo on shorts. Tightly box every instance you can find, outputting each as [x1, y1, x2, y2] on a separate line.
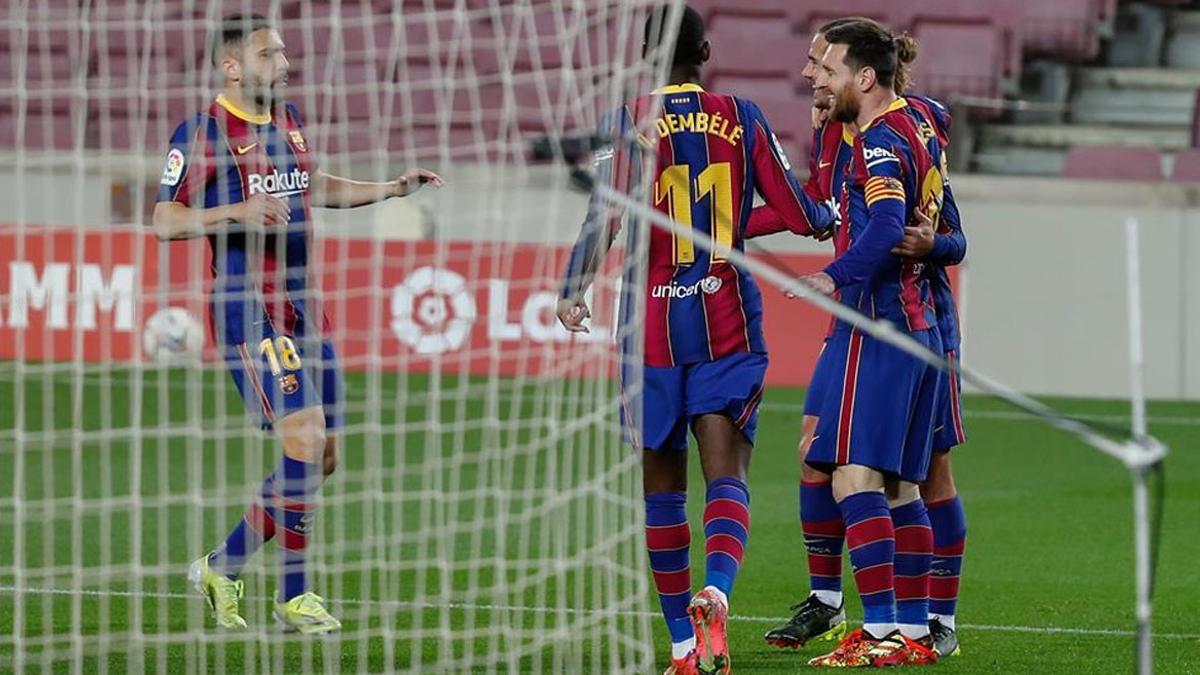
[390, 267, 477, 354]
[701, 275, 723, 295]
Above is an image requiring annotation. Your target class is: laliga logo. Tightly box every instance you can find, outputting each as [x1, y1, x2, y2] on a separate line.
[390, 267, 477, 355]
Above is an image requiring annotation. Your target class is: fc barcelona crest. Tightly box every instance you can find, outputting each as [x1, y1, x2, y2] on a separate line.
[278, 373, 299, 394]
[289, 130, 307, 152]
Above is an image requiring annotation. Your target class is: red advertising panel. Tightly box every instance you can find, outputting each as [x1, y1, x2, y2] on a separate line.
[0, 227, 839, 386]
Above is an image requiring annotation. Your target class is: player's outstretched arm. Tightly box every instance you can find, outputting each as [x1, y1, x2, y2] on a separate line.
[151, 193, 291, 241]
[310, 168, 445, 208]
[746, 105, 834, 236]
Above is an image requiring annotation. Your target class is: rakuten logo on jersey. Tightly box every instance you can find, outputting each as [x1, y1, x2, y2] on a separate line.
[248, 168, 309, 197]
[650, 276, 723, 299]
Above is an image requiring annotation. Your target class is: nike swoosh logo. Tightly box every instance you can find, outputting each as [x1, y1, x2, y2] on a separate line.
[818, 161, 833, 169]
[236, 142, 258, 154]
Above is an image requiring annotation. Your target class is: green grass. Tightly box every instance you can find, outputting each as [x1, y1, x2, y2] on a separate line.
[0, 366, 1197, 673]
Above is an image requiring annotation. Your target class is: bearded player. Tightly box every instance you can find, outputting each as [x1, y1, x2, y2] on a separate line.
[794, 20, 947, 666]
[153, 14, 443, 633]
[749, 19, 968, 660]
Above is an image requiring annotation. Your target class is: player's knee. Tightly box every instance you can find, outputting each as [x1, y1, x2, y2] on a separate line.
[920, 452, 957, 503]
[277, 406, 327, 464]
[887, 481, 921, 509]
[322, 435, 339, 478]
[797, 415, 818, 464]
[831, 464, 884, 501]
[800, 462, 830, 483]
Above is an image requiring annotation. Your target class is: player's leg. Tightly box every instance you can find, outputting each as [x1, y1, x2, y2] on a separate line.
[806, 330, 926, 667]
[189, 337, 291, 630]
[636, 366, 699, 674]
[923, 451, 965, 656]
[887, 345, 944, 665]
[923, 348, 967, 656]
[765, 341, 847, 649]
[684, 352, 766, 675]
[266, 335, 342, 634]
[888, 480, 937, 665]
[316, 339, 345, 480]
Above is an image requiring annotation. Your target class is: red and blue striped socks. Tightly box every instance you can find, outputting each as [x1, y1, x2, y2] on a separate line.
[927, 495, 967, 629]
[210, 473, 278, 579]
[891, 499, 934, 639]
[800, 480, 844, 606]
[278, 455, 320, 602]
[839, 491, 896, 639]
[703, 477, 751, 598]
[645, 492, 694, 652]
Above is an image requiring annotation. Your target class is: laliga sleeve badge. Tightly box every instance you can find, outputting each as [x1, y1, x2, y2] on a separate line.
[289, 130, 307, 152]
[161, 148, 184, 186]
[278, 373, 300, 394]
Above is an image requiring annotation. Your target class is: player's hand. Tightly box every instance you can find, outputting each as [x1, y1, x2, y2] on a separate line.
[811, 89, 832, 128]
[811, 196, 838, 242]
[891, 209, 936, 258]
[556, 298, 591, 333]
[237, 193, 291, 229]
[391, 168, 445, 197]
[796, 272, 836, 297]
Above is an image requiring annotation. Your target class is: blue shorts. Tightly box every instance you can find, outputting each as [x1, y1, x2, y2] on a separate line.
[623, 352, 769, 451]
[932, 349, 967, 452]
[803, 338, 834, 417]
[225, 332, 345, 431]
[807, 328, 942, 483]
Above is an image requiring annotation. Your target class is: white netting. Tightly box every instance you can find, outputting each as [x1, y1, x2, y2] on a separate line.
[0, 0, 670, 671]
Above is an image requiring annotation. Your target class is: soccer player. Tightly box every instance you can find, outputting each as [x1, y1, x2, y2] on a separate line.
[795, 19, 946, 667]
[895, 93, 969, 659]
[756, 21, 969, 661]
[152, 13, 443, 633]
[555, 6, 832, 673]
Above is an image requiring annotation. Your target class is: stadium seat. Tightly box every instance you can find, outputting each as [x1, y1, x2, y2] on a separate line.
[910, 20, 1001, 102]
[1062, 146, 1164, 181]
[340, 62, 384, 121]
[707, 75, 810, 160]
[705, 13, 796, 78]
[0, 111, 83, 151]
[1169, 149, 1200, 182]
[909, 0, 1025, 82]
[792, 0, 900, 35]
[1020, 0, 1102, 61]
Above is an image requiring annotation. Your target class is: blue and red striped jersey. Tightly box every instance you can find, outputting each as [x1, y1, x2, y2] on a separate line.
[904, 94, 966, 352]
[156, 95, 323, 346]
[825, 97, 942, 333]
[563, 83, 831, 368]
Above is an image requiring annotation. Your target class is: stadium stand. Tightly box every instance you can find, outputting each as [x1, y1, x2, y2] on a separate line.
[1062, 145, 1165, 180]
[3, 0, 1200, 183]
[1168, 146, 1200, 181]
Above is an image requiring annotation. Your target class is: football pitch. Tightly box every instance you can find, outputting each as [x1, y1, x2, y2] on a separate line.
[1, 367, 1197, 673]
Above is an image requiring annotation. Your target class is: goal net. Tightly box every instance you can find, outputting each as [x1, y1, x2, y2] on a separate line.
[1, 0, 669, 671]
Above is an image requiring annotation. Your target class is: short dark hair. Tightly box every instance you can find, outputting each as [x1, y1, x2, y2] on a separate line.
[823, 18, 916, 91]
[210, 13, 272, 67]
[644, 4, 706, 68]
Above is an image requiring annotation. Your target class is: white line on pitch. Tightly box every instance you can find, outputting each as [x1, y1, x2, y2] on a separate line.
[1, 584, 1196, 641]
[759, 402, 1200, 428]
